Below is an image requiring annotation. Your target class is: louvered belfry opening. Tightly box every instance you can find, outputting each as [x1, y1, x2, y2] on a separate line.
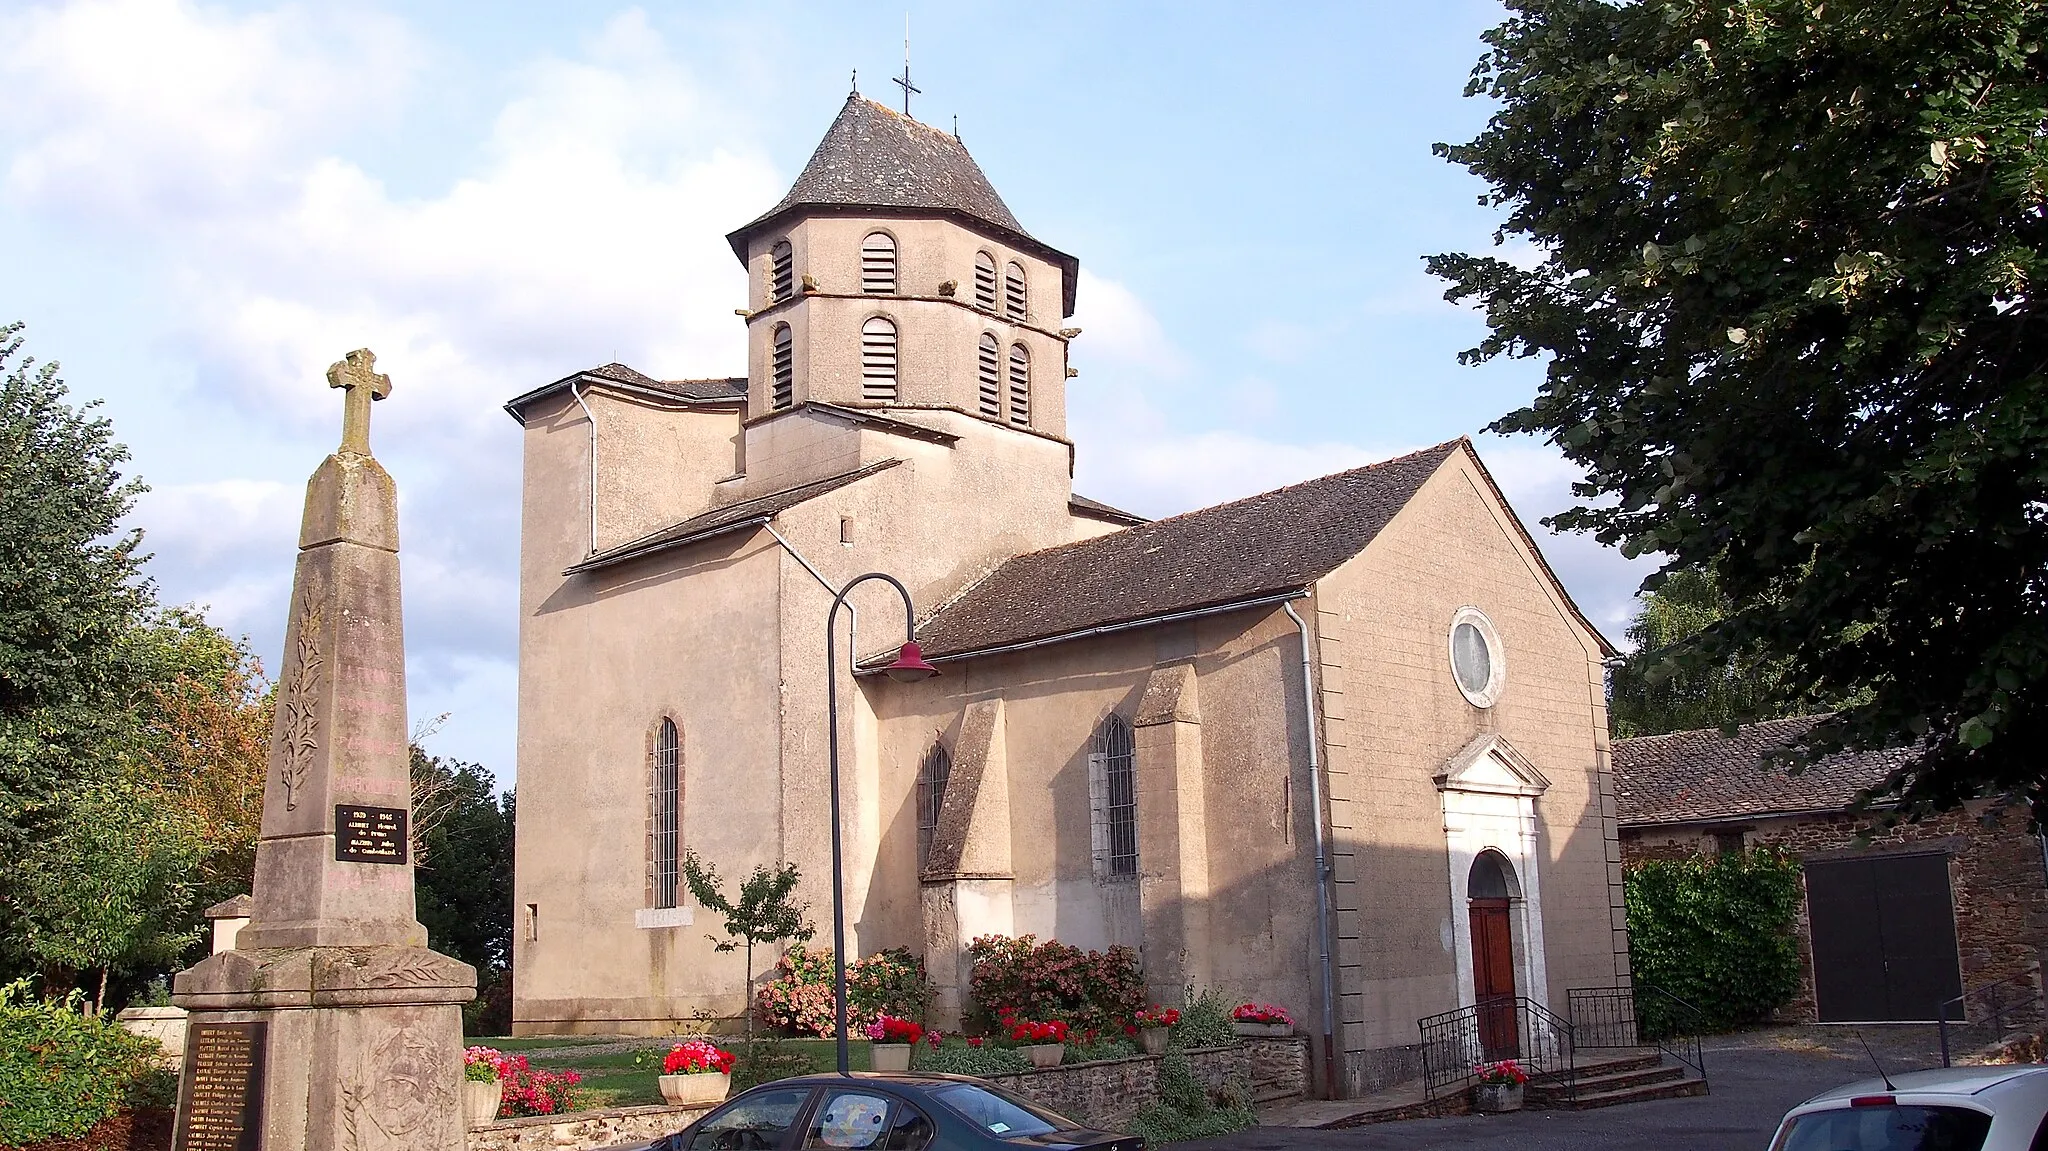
[1007, 343, 1031, 426]
[1094, 715, 1137, 876]
[861, 316, 899, 401]
[1004, 260, 1028, 321]
[861, 232, 897, 294]
[977, 333, 1002, 418]
[771, 324, 794, 409]
[652, 718, 682, 909]
[916, 742, 951, 869]
[770, 240, 794, 302]
[974, 251, 998, 311]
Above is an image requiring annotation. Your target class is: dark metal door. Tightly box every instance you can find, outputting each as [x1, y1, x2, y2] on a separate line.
[1471, 897, 1519, 1058]
[1806, 853, 1964, 1022]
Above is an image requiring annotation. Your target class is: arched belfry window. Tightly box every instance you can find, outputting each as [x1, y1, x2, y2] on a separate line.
[1004, 261, 1028, 322]
[861, 317, 899, 401]
[770, 240, 794, 303]
[1090, 714, 1137, 878]
[652, 718, 682, 909]
[977, 333, 1002, 418]
[974, 251, 998, 311]
[917, 741, 951, 869]
[861, 232, 897, 294]
[771, 324, 794, 409]
[1007, 343, 1031, 426]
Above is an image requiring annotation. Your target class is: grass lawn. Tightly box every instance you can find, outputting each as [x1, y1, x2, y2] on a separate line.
[512, 1036, 874, 1113]
[472, 1035, 621, 1052]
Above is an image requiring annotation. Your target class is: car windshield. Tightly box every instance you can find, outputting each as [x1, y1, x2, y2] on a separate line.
[1776, 1104, 1993, 1151]
[927, 1083, 1073, 1139]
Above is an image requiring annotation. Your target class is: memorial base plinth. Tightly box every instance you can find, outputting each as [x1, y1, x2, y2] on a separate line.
[174, 945, 476, 1151]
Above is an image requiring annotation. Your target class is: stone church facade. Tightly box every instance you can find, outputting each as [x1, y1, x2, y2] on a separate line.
[505, 94, 1630, 1096]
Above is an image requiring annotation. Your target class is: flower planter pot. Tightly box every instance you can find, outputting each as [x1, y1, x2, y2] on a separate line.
[1024, 1043, 1065, 1068]
[1137, 1027, 1171, 1055]
[1473, 1082, 1524, 1113]
[1231, 1021, 1292, 1038]
[870, 1042, 912, 1072]
[659, 1072, 731, 1107]
[463, 1079, 504, 1128]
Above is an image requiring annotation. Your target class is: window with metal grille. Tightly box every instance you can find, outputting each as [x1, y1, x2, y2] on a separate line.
[974, 251, 998, 311]
[916, 742, 951, 870]
[770, 240, 794, 302]
[861, 317, 898, 401]
[861, 232, 896, 294]
[1004, 261, 1027, 322]
[652, 718, 681, 909]
[977, 333, 1001, 418]
[1007, 343, 1030, 426]
[771, 324, 794, 409]
[1089, 715, 1137, 878]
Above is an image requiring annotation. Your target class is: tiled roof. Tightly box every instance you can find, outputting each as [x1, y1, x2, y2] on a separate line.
[1612, 715, 1916, 826]
[1069, 493, 1147, 526]
[503, 363, 744, 422]
[912, 441, 1464, 660]
[567, 459, 903, 575]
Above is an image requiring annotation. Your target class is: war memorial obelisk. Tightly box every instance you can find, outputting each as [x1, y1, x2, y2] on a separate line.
[173, 350, 475, 1151]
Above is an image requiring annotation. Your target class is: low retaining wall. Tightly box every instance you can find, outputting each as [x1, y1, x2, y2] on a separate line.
[467, 1102, 710, 1150]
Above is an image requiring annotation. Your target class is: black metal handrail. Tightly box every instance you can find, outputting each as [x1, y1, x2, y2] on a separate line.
[1567, 983, 1708, 1080]
[1939, 967, 2046, 1067]
[1417, 997, 1576, 1103]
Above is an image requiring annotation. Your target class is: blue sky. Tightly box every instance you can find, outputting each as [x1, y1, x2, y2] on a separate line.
[0, 1, 1653, 784]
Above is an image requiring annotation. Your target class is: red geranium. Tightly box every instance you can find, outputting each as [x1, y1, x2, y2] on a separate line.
[1008, 1018, 1070, 1044]
[1134, 1006, 1181, 1029]
[864, 1014, 925, 1044]
[1231, 1003, 1294, 1026]
[662, 1039, 736, 1076]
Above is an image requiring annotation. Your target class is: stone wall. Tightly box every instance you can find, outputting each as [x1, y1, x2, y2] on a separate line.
[467, 1102, 711, 1150]
[1620, 800, 2048, 1023]
[989, 1038, 1308, 1129]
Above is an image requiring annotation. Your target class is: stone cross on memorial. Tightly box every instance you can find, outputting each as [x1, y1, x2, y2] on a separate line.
[173, 349, 475, 1151]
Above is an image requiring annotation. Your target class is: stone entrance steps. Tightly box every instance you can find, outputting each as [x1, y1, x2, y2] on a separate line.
[1528, 1050, 1709, 1110]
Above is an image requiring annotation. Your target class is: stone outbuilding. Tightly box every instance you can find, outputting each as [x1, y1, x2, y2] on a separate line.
[1614, 716, 2048, 1025]
[506, 92, 1633, 1097]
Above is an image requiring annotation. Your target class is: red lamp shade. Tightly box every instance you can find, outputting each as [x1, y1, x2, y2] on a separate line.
[882, 640, 939, 683]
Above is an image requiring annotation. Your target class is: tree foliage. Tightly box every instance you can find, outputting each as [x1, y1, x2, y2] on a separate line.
[412, 751, 514, 981]
[1610, 566, 1807, 736]
[1624, 851, 1805, 1033]
[1431, 2, 2048, 814]
[683, 850, 813, 1040]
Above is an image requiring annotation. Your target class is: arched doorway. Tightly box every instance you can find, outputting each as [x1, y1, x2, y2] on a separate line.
[1469, 851, 1518, 1059]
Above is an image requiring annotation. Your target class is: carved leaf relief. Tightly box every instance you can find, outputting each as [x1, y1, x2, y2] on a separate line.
[279, 598, 325, 811]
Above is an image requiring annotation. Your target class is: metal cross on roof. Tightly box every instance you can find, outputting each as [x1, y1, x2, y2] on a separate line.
[893, 18, 920, 116]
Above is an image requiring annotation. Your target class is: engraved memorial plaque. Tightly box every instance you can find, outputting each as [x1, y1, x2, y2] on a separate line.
[335, 803, 408, 864]
[174, 1021, 266, 1151]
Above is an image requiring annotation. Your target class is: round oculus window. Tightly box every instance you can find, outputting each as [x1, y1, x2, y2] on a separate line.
[1447, 608, 1504, 707]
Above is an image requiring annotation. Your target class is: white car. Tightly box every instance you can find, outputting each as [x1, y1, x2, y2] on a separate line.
[1770, 1065, 2048, 1151]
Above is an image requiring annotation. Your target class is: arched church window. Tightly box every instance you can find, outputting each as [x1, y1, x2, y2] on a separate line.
[652, 717, 682, 909]
[861, 317, 899, 401]
[771, 324, 794, 409]
[862, 232, 897, 294]
[917, 741, 951, 869]
[978, 333, 1002, 418]
[770, 240, 794, 303]
[974, 251, 998, 311]
[1007, 343, 1031, 426]
[1090, 714, 1137, 878]
[1004, 261, 1028, 322]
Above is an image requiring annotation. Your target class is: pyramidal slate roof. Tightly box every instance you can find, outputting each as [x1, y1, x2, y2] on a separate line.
[728, 96, 1080, 314]
[911, 441, 1467, 660]
[1612, 716, 1917, 826]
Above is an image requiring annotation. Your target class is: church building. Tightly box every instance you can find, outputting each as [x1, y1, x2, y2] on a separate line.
[504, 93, 1630, 1097]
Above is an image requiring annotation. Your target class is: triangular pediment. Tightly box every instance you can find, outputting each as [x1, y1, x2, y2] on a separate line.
[1436, 734, 1550, 797]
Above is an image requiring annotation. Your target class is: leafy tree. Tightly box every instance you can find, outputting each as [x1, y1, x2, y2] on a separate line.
[1625, 851, 1804, 1034]
[681, 850, 813, 1041]
[1610, 566, 1805, 737]
[1430, 2, 2048, 814]
[412, 751, 514, 982]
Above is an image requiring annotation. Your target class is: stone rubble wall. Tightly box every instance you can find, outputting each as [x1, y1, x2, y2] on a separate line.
[467, 1102, 711, 1150]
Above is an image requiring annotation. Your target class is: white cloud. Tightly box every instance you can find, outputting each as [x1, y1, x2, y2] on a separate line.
[1070, 270, 1189, 380]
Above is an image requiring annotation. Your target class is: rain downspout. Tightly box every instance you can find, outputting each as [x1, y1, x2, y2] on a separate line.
[1284, 600, 1340, 1100]
[570, 381, 598, 556]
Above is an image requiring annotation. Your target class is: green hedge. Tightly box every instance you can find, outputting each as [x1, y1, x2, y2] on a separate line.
[0, 980, 160, 1145]
[1625, 850, 1803, 1034]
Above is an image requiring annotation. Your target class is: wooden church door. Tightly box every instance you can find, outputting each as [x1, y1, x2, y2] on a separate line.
[1469, 852, 1519, 1059]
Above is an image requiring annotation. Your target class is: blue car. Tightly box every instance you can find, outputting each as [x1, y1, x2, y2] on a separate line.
[641, 1072, 1145, 1151]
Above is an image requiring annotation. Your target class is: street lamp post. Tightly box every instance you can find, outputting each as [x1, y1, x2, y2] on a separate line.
[824, 573, 938, 1075]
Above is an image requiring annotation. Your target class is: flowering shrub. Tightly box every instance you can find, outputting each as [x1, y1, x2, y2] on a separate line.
[1474, 1059, 1529, 1086]
[865, 1014, 924, 1045]
[662, 1040, 735, 1076]
[755, 945, 935, 1037]
[495, 1054, 581, 1117]
[1230, 1003, 1294, 1026]
[1134, 1006, 1181, 1030]
[463, 1046, 505, 1083]
[966, 934, 1144, 1036]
